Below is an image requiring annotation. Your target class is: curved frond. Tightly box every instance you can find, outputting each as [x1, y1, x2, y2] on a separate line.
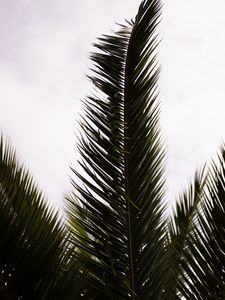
[177, 147, 225, 299]
[66, 1, 166, 299]
[164, 170, 205, 299]
[0, 135, 81, 299]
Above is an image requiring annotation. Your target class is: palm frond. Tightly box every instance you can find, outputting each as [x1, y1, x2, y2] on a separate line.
[163, 170, 205, 299]
[177, 146, 225, 299]
[0, 134, 82, 299]
[66, 0, 166, 299]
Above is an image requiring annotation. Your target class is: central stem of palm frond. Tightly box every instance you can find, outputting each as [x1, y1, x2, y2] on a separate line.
[124, 34, 135, 299]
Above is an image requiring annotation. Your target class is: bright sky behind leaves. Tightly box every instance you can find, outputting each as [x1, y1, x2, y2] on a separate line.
[1, 0, 225, 210]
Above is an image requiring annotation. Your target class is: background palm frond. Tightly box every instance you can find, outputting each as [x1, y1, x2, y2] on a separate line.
[163, 170, 205, 299]
[0, 135, 82, 299]
[177, 146, 225, 299]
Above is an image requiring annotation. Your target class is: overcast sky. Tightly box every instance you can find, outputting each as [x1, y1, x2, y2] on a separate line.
[1, 0, 225, 210]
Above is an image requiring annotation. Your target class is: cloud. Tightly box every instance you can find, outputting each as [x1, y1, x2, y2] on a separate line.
[1, 0, 225, 210]
[160, 0, 225, 204]
[0, 1, 140, 208]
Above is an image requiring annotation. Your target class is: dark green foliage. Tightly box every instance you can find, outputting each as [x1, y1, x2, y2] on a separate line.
[0, 0, 225, 299]
[67, 1, 166, 299]
[0, 136, 84, 299]
[177, 150, 225, 299]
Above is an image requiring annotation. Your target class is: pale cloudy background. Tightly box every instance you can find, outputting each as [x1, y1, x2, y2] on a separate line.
[1, 0, 225, 210]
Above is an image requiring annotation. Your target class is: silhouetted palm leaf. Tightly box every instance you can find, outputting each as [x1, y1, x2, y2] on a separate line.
[66, 1, 167, 299]
[177, 148, 225, 299]
[0, 135, 83, 299]
[164, 171, 205, 299]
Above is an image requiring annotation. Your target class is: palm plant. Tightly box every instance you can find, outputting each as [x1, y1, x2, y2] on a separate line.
[0, 0, 224, 299]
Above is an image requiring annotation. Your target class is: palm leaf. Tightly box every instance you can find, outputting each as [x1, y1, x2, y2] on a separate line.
[66, 0, 166, 299]
[177, 147, 225, 299]
[163, 170, 205, 299]
[0, 135, 82, 299]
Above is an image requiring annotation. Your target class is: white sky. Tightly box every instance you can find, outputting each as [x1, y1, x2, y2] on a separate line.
[1, 0, 225, 210]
